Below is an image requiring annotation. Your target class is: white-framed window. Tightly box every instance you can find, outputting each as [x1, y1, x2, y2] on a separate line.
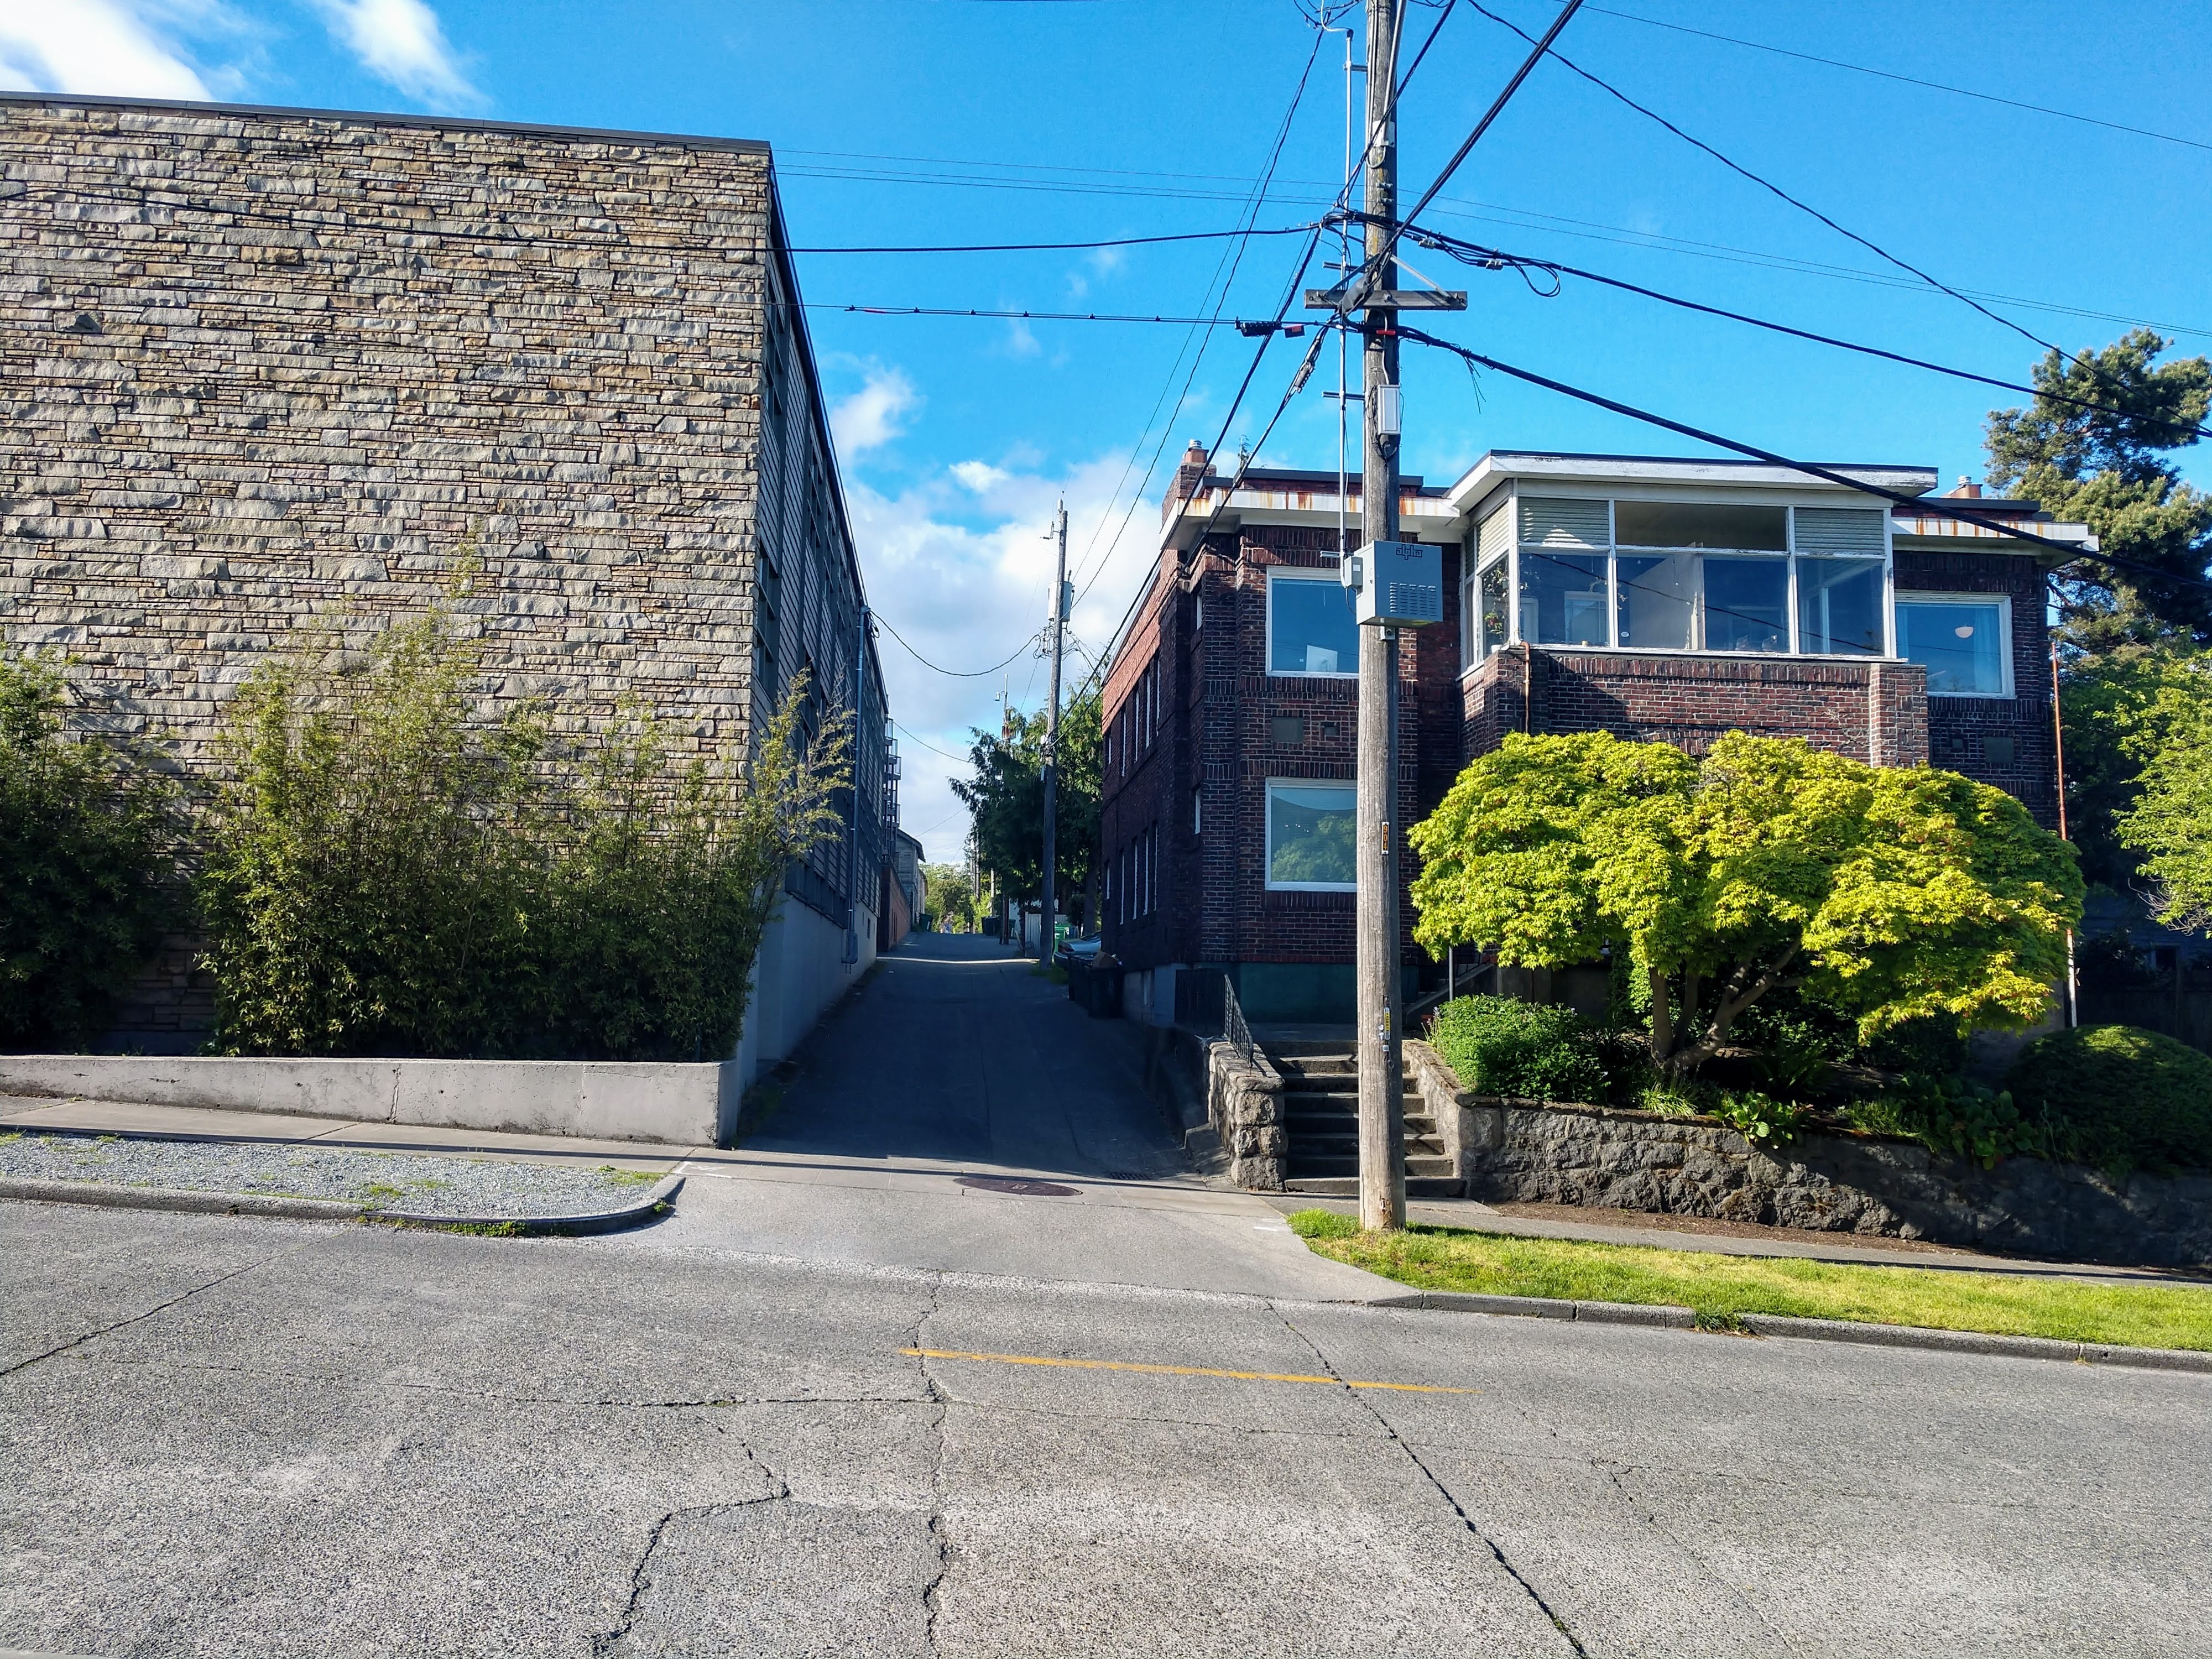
[1194, 593, 1204, 632]
[1897, 592, 2012, 696]
[1192, 785, 1202, 836]
[1267, 568, 1360, 677]
[1265, 780, 1356, 891]
[1473, 495, 1895, 660]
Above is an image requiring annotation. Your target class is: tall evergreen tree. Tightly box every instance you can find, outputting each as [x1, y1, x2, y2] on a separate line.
[1984, 328, 2212, 650]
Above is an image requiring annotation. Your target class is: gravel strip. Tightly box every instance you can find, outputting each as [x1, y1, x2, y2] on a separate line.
[0, 1129, 667, 1218]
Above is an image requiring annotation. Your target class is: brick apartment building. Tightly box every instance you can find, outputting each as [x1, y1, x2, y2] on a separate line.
[0, 93, 898, 1078]
[1098, 444, 2093, 1024]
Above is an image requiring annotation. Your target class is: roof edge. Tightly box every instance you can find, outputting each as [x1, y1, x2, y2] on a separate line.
[0, 90, 772, 156]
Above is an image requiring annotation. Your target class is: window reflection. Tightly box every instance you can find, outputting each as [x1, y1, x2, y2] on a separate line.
[1898, 598, 2006, 694]
[1269, 574, 1359, 675]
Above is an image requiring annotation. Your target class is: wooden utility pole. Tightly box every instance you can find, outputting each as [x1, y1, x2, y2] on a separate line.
[1039, 500, 1069, 963]
[1357, 0, 1406, 1233]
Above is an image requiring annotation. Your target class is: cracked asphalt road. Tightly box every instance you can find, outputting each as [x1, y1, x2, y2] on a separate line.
[5, 938, 2208, 1655]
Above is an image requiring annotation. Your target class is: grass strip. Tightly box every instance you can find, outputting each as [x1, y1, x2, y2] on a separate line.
[1287, 1210, 2212, 1353]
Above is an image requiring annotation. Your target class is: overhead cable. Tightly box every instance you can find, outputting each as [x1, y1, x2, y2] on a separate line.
[1461, 1, 2064, 363]
[1375, 216, 2212, 443]
[1583, 5, 2212, 155]
[877, 614, 1041, 678]
[1393, 323, 2212, 593]
[1065, 27, 1329, 607]
[782, 225, 1320, 254]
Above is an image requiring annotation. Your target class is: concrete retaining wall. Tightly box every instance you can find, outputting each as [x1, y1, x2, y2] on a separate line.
[1405, 1040, 2212, 1269]
[0, 1055, 734, 1146]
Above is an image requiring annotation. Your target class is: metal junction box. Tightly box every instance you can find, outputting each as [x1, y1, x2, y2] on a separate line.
[1349, 539, 1443, 628]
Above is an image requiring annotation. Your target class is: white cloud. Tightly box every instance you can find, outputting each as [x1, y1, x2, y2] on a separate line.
[850, 442, 1162, 863]
[0, 0, 223, 99]
[310, 0, 477, 105]
[831, 367, 919, 458]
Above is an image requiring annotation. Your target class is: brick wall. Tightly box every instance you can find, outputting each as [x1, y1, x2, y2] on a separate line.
[1, 95, 779, 760]
[1898, 549, 2059, 826]
[1102, 523, 1443, 978]
[1464, 646, 1931, 768]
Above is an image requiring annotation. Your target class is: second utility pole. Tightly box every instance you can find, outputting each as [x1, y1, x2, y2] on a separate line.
[1357, 0, 1407, 1232]
[1039, 499, 1068, 963]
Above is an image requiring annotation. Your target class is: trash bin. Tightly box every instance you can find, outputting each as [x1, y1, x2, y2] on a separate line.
[1065, 957, 1091, 1006]
[1087, 962, 1125, 1019]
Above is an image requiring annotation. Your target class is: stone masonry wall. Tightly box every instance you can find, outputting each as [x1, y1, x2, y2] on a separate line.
[1, 95, 777, 761]
[1406, 1042, 2212, 1269]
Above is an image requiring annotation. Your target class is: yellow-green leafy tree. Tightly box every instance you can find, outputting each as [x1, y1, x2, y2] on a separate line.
[1407, 731, 2084, 1077]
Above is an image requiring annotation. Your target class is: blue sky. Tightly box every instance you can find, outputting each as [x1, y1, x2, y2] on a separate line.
[7, 0, 2208, 857]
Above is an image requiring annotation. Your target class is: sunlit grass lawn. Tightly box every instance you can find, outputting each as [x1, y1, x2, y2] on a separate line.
[1288, 1210, 2212, 1352]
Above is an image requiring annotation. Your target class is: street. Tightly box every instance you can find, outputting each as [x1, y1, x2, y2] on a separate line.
[4, 937, 2207, 1657]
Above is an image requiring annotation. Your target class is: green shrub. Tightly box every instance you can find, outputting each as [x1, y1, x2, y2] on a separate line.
[1428, 994, 1608, 1103]
[0, 653, 183, 1047]
[1843, 1075, 2068, 1168]
[197, 601, 849, 1060]
[2004, 1025, 2212, 1173]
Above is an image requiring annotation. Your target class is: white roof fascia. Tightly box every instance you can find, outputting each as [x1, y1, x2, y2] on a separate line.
[1161, 484, 1458, 551]
[1444, 454, 1940, 518]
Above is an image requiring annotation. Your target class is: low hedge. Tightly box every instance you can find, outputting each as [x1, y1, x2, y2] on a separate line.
[1427, 994, 1609, 1104]
[2004, 1024, 2212, 1173]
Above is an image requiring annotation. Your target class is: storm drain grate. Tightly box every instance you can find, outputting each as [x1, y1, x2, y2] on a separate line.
[956, 1176, 1079, 1198]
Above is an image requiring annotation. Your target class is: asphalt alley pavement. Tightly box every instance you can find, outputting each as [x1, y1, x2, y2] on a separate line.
[4, 935, 2208, 1657]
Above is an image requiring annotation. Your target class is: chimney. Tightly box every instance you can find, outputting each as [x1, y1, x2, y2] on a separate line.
[1947, 476, 1982, 498]
[1165, 439, 1211, 526]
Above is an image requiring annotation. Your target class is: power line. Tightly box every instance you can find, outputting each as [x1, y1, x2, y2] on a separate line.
[1387, 0, 1586, 269]
[1394, 322, 2212, 593]
[877, 614, 1040, 678]
[783, 225, 1319, 254]
[892, 721, 976, 764]
[811, 302, 1318, 329]
[1383, 216, 2212, 443]
[1460, 0, 2060, 362]
[1065, 27, 1330, 605]
[1582, 4, 2212, 155]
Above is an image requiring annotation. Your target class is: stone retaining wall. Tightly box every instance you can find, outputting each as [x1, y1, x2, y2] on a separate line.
[1405, 1041, 2212, 1269]
[1204, 1039, 1285, 1191]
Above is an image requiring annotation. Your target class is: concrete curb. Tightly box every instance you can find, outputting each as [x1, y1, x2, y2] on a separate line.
[0, 1170, 684, 1237]
[1370, 1291, 1697, 1328]
[1736, 1311, 2212, 1374]
[1369, 1288, 2212, 1373]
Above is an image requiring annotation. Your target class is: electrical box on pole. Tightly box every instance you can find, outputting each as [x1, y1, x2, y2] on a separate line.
[1347, 540, 1441, 628]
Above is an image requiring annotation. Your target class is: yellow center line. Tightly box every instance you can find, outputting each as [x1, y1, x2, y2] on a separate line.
[899, 1347, 1477, 1395]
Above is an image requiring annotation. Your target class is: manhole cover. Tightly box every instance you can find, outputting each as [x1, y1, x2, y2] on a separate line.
[956, 1176, 1079, 1198]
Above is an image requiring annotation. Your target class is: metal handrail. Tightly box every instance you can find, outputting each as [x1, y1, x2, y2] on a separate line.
[1222, 974, 1255, 1067]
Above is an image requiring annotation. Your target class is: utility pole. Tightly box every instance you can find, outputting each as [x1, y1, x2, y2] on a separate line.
[1039, 500, 1069, 963]
[1356, 0, 1406, 1233]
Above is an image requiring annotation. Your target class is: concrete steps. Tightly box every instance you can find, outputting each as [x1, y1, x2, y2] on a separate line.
[1270, 1041, 1465, 1197]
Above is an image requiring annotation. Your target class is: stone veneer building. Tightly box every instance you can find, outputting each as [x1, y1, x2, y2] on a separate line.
[1099, 444, 2093, 1025]
[0, 92, 894, 1078]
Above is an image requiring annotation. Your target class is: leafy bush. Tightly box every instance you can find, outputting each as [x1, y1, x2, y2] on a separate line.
[0, 652, 183, 1047]
[2004, 1025, 2212, 1173]
[1842, 1077, 2065, 1168]
[1428, 995, 1609, 1103]
[197, 602, 849, 1060]
[1709, 1089, 1811, 1146]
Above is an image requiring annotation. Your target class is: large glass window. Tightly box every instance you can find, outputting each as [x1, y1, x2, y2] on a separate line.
[1268, 571, 1359, 676]
[1266, 782, 1355, 889]
[1475, 557, 1510, 659]
[1797, 557, 1885, 656]
[1615, 500, 1787, 551]
[1495, 495, 1896, 658]
[1616, 552, 1695, 650]
[1898, 594, 2009, 695]
[1702, 556, 1790, 653]
[1518, 549, 1609, 646]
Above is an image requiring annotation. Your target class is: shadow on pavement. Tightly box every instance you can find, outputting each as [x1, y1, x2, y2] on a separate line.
[740, 932, 1189, 1182]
